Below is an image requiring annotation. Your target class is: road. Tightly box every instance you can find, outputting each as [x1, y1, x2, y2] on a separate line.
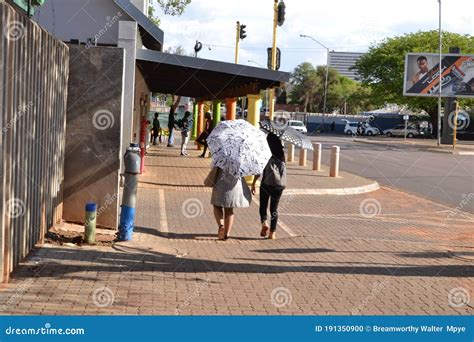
[306, 136, 474, 214]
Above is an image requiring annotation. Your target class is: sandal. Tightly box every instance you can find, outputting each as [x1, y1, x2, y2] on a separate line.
[218, 225, 225, 240]
[260, 222, 269, 237]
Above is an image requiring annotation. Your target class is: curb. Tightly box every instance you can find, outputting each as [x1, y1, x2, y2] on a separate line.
[284, 181, 380, 196]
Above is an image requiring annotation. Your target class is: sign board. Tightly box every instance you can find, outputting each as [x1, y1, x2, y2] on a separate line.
[403, 115, 409, 120]
[403, 53, 474, 98]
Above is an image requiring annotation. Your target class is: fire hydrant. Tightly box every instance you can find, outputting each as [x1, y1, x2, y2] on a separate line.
[117, 143, 141, 241]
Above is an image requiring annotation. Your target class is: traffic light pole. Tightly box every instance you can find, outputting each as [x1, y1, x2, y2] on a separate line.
[235, 21, 240, 64]
[268, 0, 278, 120]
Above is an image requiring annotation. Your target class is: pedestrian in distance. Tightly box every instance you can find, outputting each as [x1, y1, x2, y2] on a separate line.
[251, 133, 287, 240]
[179, 111, 193, 156]
[167, 108, 176, 147]
[152, 112, 161, 145]
[197, 112, 213, 158]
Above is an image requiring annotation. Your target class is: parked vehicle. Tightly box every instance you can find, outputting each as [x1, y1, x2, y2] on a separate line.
[383, 124, 423, 138]
[342, 120, 380, 136]
[287, 120, 308, 134]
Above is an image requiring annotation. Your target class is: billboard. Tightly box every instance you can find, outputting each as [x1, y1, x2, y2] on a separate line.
[403, 53, 474, 98]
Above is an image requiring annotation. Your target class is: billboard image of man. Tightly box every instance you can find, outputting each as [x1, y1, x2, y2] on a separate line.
[409, 56, 430, 86]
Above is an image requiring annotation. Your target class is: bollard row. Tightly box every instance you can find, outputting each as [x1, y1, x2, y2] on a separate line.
[287, 143, 340, 178]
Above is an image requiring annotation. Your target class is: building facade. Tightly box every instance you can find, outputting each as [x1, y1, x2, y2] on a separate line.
[328, 51, 364, 80]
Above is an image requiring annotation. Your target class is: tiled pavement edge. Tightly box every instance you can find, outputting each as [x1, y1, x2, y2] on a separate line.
[0, 143, 472, 315]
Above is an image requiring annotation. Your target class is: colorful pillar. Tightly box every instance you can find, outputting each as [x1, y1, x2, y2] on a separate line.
[247, 94, 261, 127]
[192, 102, 198, 140]
[212, 100, 221, 127]
[245, 94, 262, 186]
[225, 98, 237, 121]
[197, 101, 204, 150]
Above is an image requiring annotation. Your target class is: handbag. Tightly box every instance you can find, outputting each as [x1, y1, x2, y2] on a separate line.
[204, 167, 221, 187]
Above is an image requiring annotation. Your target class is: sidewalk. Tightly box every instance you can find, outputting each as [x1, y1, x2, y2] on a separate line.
[354, 137, 474, 155]
[0, 142, 472, 315]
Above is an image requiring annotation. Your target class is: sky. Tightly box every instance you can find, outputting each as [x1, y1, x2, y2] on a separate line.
[155, 0, 473, 73]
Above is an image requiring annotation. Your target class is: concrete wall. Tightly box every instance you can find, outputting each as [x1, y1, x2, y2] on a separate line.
[1, 2, 69, 283]
[34, 0, 132, 45]
[63, 45, 125, 229]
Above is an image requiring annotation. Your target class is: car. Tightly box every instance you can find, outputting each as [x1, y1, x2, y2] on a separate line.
[383, 124, 423, 138]
[287, 120, 308, 134]
[342, 120, 380, 136]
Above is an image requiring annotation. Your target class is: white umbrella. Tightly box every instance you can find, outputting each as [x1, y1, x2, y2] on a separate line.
[207, 120, 272, 178]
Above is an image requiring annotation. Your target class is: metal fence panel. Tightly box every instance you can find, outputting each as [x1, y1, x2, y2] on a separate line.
[0, 2, 69, 283]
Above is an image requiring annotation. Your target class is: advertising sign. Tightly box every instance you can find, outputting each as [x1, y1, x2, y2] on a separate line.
[403, 53, 474, 98]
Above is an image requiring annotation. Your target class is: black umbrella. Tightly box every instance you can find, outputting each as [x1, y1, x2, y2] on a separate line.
[259, 119, 314, 150]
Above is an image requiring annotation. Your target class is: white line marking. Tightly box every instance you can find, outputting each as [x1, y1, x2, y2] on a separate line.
[158, 189, 169, 235]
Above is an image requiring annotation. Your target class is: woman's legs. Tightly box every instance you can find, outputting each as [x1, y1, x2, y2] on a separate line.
[269, 188, 284, 232]
[223, 208, 234, 238]
[213, 205, 224, 227]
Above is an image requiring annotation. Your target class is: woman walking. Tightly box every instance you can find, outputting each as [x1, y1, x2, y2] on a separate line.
[211, 169, 252, 240]
[251, 133, 287, 240]
[197, 112, 213, 158]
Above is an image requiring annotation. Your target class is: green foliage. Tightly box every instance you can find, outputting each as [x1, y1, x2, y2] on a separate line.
[148, 0, 192, 25]
[288, 62, 374, 114]
[354, 30, 474, 116]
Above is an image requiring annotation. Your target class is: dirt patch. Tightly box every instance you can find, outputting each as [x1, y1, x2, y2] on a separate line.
[46, 226, 115, 247]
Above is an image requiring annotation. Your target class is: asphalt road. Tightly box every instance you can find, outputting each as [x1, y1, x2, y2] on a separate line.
[305, 135, 474, 214]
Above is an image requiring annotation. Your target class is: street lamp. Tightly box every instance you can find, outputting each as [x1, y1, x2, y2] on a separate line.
[300, 34, 330, 132]
[248, 60, 268, 112]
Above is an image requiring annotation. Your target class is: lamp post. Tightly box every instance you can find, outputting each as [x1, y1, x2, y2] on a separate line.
[437, 0, 442, 146]
[300, 34, 329, 132]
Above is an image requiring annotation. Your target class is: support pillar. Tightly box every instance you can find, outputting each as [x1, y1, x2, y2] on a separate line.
[197, 101, 204, 150]
[247, 94, 261, 127]
[245, 94, 262, 185]
[225, 98, 237, 121]
[192, 102, 198, 140]
[212, 100, 221, 128]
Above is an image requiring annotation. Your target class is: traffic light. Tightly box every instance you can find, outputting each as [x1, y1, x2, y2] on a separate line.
[277, 1, 285, 26]
[239, 24, 247, 40]
[267, 47, 281, 70]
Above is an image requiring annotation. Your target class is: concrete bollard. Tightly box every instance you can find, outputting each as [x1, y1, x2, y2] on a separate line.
[330, 146, 340, 177]
[288, 144, 295, 162]
[313, 143, 321, 171]
[299, 148, 307, 166]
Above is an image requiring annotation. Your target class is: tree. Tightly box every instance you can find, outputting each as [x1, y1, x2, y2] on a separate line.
[288, 62, 320, 112]
[289, 62, 374, 114]
[148, 0, 192, 25]
[354, 30, 474, 127]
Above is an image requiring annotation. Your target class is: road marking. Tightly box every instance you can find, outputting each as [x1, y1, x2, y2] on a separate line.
[253, 196, 296, 237]
[158, 189, 169, 235]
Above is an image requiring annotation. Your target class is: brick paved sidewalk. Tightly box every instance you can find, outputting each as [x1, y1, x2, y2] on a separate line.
[0, 142, 472, 315]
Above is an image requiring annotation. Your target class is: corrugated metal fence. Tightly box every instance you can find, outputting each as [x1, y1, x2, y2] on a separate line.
[0, 2, 69, 283]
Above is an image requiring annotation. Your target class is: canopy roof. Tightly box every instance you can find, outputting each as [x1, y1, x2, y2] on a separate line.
[136, 49, 290, 101]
